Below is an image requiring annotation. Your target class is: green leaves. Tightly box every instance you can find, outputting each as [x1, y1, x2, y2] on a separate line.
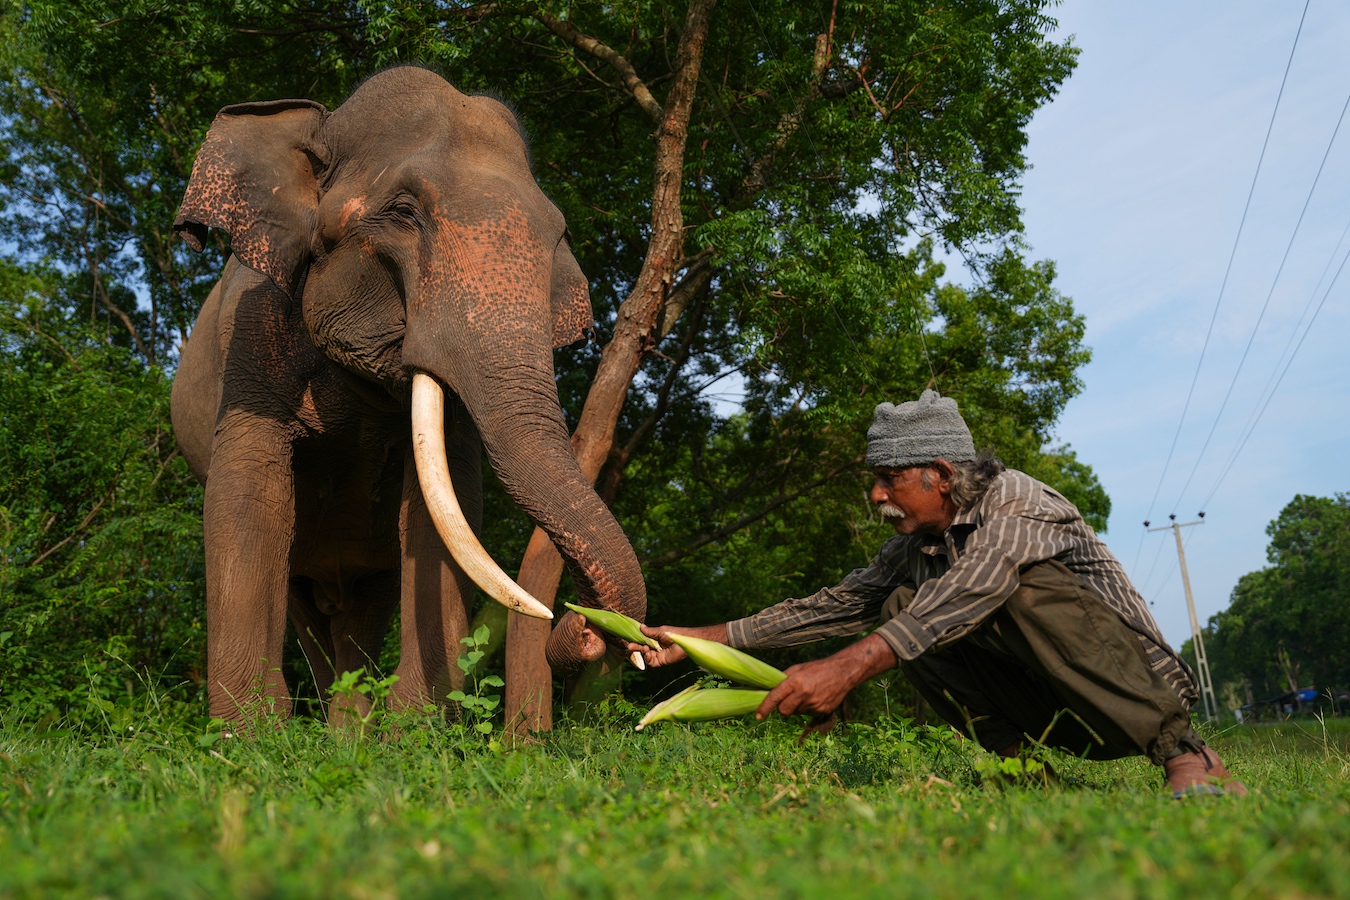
[0, 260, 205, 714]
[450, 624, 503, 746]
[1203, 493, 1350, 701]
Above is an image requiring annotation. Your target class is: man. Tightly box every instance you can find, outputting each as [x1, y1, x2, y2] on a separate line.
[632, 390, 1246, 798]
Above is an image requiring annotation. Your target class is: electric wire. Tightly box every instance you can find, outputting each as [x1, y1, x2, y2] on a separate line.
[1201, 212, 1350, 507]
[1173, 86, 1350, 512]
[1139, 0, 1309, 527]
[1136, 536, 1169, 598]
[1199, 233, 1350, 508]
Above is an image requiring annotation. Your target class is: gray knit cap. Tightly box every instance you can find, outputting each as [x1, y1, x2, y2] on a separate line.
[866, 390, 976, 468]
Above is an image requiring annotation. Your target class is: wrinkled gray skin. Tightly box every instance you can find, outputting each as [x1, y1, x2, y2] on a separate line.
[171, 66, 642, 726]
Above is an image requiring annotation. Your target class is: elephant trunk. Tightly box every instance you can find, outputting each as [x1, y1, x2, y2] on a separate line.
[405, 314, 646, 677]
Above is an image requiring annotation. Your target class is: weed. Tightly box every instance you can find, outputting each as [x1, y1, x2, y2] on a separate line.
[328, 667, 401, 741]
[446, 624, 504, 752]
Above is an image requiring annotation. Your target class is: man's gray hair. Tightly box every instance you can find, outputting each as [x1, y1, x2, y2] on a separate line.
[921, 453, 1005, 509]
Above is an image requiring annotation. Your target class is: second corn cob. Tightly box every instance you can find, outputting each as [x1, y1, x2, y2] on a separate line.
[635, 687, 770, 730]
[664, 633, 786, 690]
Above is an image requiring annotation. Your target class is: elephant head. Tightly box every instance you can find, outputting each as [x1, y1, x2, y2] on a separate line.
[174, 66, 641, 675]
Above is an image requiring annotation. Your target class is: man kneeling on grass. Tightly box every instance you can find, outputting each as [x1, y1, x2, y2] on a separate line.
[631, 390, 1246, 798]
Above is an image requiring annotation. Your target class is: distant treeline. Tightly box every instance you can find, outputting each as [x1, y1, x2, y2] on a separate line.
[1195, 493, 1350, 707]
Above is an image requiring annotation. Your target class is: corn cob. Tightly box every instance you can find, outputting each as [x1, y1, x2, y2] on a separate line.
[635, 686, 770, 730]
[563, 602, 660, 650]
[664, 633, 785, 689]
[634, 685, 699, 730]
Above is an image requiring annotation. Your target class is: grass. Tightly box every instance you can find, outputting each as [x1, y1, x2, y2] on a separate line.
[2, 694, 1349, 899]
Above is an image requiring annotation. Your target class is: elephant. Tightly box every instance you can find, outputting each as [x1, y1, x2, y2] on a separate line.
[170, 65, 645, 726]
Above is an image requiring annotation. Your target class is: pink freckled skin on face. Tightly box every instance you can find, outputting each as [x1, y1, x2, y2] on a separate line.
[339, 196, 366, 229]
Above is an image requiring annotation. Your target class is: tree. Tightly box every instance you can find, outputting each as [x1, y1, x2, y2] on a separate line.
[1202, 494, 1350, 702]
[0, 258, 203, 715]
[2, 0, 1096, 727]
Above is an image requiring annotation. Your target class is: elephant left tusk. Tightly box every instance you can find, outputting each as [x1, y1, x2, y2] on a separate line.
[411, 372, 553, 620]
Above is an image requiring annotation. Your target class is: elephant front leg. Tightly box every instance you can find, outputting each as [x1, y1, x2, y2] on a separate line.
[203, 424, 297, 727]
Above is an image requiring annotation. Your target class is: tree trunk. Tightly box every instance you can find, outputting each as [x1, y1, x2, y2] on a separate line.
[505, 0, 717, 735]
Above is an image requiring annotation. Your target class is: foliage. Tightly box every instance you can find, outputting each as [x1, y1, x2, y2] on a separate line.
[3, 696, 1349, 897]
[447, 624, 506, 748]
[1201, 493, 1350, 701]
[0, 257, 205, 716]
[327, 667, 401, 741]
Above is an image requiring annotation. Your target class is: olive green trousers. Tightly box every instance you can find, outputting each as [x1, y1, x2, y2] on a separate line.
[884, 560, 1199, 765]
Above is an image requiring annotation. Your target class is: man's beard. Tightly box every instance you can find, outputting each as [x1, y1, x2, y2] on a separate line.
[878, 503, 906, 520]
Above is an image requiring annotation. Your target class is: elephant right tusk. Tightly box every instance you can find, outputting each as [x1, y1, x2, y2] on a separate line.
[411, 372, 553, 620]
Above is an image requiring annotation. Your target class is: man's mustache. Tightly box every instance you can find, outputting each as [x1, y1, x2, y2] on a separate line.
[878, 503, 906, 520]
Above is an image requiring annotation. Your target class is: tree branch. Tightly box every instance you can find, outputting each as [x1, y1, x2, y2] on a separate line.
[536, 13, 664, 124]
[31, 494, 109, 568]
[741, 29, 833, 196]
[656, 249, 714, 339]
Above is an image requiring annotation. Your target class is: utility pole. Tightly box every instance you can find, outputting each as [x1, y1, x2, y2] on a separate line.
[1145, 513, 1219, 722]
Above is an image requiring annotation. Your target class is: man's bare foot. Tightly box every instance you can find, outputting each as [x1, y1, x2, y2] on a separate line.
[1165, 745, 1248, 798]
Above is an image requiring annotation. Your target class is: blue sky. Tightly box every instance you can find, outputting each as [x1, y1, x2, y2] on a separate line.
[1016, 1, 1350, 651]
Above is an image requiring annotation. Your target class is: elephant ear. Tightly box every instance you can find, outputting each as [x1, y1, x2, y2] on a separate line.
[174, 99, 329, 297]
[550, 239, 597, 349]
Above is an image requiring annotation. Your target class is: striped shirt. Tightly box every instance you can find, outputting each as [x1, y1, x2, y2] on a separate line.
[725, 469, 1198, 706]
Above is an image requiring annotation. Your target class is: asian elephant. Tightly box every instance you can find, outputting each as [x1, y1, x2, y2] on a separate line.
[171, 65, 644, 725]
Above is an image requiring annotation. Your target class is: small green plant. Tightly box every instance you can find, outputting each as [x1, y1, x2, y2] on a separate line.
[448, 624, 504, 750]
[328, 667, 401, 740]
[973, 751, 1051, 785]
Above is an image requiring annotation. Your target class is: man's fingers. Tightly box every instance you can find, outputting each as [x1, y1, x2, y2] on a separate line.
[757, 680, 792, 720]
[621, 637, 685, 668]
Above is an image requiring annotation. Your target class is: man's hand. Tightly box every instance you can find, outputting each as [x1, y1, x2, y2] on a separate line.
[756, 633, 897, 723]
[624, 623, 729, 668]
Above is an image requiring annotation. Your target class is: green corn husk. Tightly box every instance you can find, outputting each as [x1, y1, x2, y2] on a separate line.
[634, 685, 699, 731]
[664, 633, 785, 690]
[635, 687, 769, 730]
[562, 602, 660, 650]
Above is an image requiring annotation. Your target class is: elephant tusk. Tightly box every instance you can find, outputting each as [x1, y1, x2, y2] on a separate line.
[411, 372, 553, 620]
[630, 651, 646, 671]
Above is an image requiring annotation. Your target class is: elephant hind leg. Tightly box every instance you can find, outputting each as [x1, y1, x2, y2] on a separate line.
[288, 578, 338, 704]
[293, 570, 400, 727]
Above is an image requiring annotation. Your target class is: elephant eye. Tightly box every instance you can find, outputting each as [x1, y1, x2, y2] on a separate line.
[390, 199, 421, 223]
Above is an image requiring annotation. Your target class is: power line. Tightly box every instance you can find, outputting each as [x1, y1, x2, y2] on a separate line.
[1200, 233, 1350, 508]
[1173, 84, 1350, 511]
[1201, 213, 1350, 506]
[1136, 533, 1169, 597]
[1140, 0, 1310, 524]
